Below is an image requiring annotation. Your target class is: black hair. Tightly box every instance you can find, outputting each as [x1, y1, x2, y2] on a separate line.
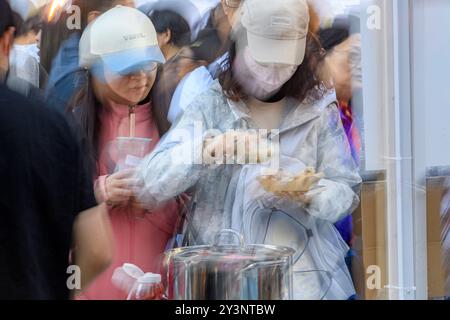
[189, 28, 223, 64]
[0, 0, 15, 37]
[318, 15, 361, 52]
[12, 13, 42, 38]
[75, 0, 119, 30]
[149, 10, 191, 48]
[68, 70, 101, 174]
[149, 28, 222, 138]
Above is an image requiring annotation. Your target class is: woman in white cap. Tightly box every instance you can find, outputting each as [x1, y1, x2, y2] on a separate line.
[135, 0, 361, 299]
[69, 6, 180, 300]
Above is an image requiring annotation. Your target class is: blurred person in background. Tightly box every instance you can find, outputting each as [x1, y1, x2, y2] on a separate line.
[9, 12, 44, 88]
[318, 17, 363, 285]
[307, 0, 321, 34]
[205, 2, 231, 54]
[308, 0, 338, 29]
[220, 0, 242, 27]
[145, 7, 193, 135]
[318, 16, 362, 185]
[142, 3, 225, 136]
[0, 1, 42, 98]
[69, 6, 180, 300]
[163, 0, 242, 129]
[0, 0, 113, 299]
[149, 9, 191, 61]
[139, 0, 220, 43]
[151, 32, 223, 136]
[44, 0, 135, 110]
[135, 0, 361, 300]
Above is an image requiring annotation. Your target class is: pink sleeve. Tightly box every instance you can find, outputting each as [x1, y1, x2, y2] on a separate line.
[146, 199, 181, 236]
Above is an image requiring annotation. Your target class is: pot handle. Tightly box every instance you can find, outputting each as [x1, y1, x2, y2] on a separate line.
[240, 259, 287, 274]
[213, 229, 244, 248]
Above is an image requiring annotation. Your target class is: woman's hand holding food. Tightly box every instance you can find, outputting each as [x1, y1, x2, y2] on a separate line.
[258, 167, 325, 205]
[203, 131, 273, 164]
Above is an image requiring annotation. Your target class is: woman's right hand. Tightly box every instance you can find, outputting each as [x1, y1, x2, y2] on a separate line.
[104, 169, 139, 206]
[203, 131, 273, 164]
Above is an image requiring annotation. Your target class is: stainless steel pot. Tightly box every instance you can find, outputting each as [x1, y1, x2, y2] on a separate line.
[163, 229, 294, 300]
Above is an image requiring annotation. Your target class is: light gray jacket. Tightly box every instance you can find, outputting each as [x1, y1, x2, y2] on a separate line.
[136, 81, 362, 299]
[136, 80, 361, 241]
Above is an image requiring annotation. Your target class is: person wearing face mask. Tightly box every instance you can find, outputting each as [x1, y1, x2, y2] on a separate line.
[167, 0, 320, 130]
[9, 12, 42, 88]
[135, 0, 361, 299]
[0, 5, 42, 100]
[69, 6, 180, 300]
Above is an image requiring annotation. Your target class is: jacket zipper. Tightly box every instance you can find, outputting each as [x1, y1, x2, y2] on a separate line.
[129, 105, 136, 137]
[130, 207, 135, 261]
[128, 105, 136, 259]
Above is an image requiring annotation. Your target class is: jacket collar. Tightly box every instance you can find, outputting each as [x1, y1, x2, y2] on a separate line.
[101, 100, 152, 122]
[226, 88, 337, 134]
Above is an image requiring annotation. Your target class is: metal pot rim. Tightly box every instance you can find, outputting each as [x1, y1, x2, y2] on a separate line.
[165, 243, 295, 263]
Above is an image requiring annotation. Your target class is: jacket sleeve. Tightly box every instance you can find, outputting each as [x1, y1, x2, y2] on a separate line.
[305, 103, 362, 223]
[134, 99, 213, 209]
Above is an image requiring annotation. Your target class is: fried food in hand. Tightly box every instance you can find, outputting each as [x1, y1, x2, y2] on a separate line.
[258, 167, 324, 193]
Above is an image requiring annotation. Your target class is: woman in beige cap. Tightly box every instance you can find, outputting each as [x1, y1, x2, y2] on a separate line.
[136, 0, 361, 300]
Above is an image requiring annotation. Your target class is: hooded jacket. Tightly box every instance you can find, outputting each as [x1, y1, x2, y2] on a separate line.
[135, 81, 362, 298]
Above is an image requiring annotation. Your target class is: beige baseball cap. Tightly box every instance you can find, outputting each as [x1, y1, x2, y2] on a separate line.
[241, 0, 310, 66]
[79, 5, 165, 75]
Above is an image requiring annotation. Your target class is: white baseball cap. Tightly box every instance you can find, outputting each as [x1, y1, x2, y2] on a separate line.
[79, 5, 165, 75]
[240, 0, 310, 66]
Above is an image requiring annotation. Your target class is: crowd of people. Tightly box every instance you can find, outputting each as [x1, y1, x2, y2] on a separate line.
[0, 0, 363, 300]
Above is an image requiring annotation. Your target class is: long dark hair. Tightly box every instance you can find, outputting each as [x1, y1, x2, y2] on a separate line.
[67, 70, 102, 174]
[219, 31, 327, 104]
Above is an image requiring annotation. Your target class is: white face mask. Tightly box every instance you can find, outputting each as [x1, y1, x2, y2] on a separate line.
[16, 44, 40, 63]
[233, 47, 298, 100]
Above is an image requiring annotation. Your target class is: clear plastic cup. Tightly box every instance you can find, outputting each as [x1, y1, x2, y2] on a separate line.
[110, 137, 152, 173]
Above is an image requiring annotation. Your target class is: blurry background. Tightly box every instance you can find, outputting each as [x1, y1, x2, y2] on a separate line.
[7, 0, 450, 300]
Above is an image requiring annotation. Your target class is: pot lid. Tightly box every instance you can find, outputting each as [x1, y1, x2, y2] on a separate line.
[166, 230, 295, 263]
